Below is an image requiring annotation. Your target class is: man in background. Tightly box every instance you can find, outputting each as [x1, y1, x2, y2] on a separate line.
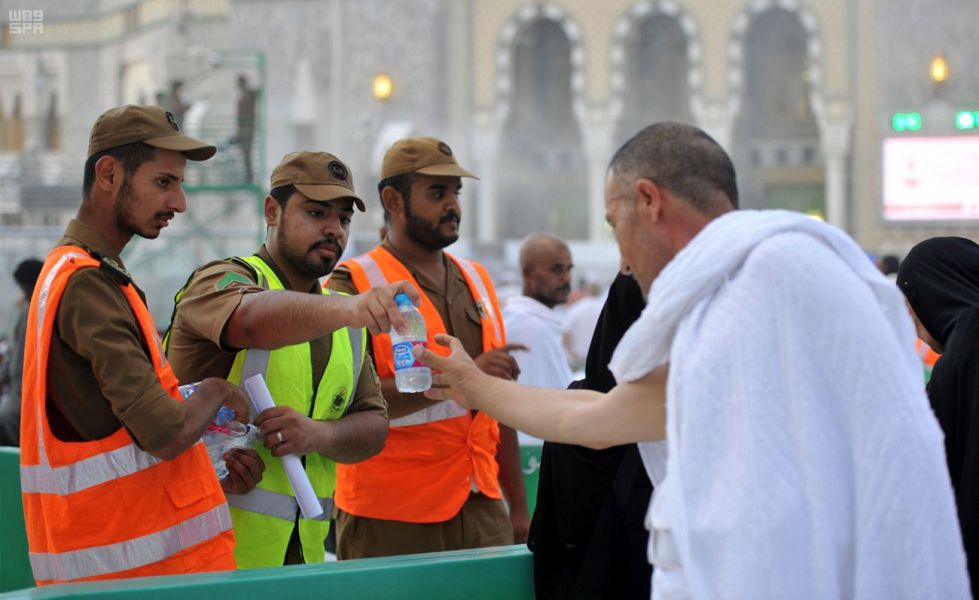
[233, 74, 259, 182]
[563, 279, 605, 370]
[0, 258, 43, 446]
[503, 233, 574, 443]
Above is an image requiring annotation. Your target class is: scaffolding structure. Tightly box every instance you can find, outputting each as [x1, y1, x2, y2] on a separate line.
[0, 49, 269, 331]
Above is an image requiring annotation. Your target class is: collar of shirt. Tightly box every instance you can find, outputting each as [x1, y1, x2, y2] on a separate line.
[379, 239, 467, 298]
[60, 219, 125, 267]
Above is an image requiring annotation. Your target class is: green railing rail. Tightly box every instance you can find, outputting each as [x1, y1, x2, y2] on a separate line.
[0, 546, 534, 600]
[0, 446, 541, 598]
[0, 449, 31, 593]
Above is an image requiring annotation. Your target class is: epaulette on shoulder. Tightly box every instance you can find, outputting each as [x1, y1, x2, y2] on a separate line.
[226, 256, 259, 278]
[91, 252, 132, 285]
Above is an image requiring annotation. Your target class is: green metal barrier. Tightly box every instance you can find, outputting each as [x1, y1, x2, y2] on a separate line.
[520, 444, 542, 515]
[0, 448, 32, 592]
[0, 546, 533, 599]
[0, 447, 535, 598]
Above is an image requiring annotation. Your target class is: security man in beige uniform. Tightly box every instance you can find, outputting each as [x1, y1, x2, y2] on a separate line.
[328, 137, 530, 558]
[165, 151, 418, 567]
[20, 105, 259, 585]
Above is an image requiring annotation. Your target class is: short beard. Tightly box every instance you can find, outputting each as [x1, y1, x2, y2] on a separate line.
[404, 198, 458, 250]
[535, 285, 571, 309]
[113, 178, 149, 239]
[276, 214, 343, 281]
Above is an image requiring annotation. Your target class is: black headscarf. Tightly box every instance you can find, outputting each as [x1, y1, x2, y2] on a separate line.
[580, 273, 648, 393]
[898, 236, 979, 595]
[529, 273, 652, 600]
[899, 237, 979, 347]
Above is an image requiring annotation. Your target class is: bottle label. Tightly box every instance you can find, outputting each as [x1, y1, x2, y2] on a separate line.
[393, 340, 427, 370]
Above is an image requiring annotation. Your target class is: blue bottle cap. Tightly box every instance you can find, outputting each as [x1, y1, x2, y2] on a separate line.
[394, 292, 413, 307]
[215, 406, 236, 426]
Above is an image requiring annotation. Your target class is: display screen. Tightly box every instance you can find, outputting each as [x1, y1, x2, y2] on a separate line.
[883, 136, 979, 220]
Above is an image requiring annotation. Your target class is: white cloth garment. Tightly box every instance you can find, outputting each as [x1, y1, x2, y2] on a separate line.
[563, 293, 606, 367]
[610, 210, 969, 600]
[504, 295, 575, 445]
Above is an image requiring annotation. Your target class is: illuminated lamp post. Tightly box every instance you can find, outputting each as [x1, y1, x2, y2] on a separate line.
[373, 73, 394, 101]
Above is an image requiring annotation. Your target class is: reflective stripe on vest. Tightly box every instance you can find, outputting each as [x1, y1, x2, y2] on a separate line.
[29, 503, 232, 582]
[453, 258, 502, 344]
[33, 250, 85, 345]
[21, 435, 162, 494]
[350, 253, 387, 289]
[226, 487, 334, 522]
[389, 400, 468, 427]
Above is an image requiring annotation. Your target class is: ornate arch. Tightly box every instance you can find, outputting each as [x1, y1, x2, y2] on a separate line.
[608, 0, 702, 124]
[728, 0, 823, 119]
[495, 3, 586, 125]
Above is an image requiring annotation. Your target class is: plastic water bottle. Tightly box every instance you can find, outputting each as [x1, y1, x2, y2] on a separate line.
[214, 406, 236, 427]
[391, 292, 432, 393]
[178, 382, 200, 401]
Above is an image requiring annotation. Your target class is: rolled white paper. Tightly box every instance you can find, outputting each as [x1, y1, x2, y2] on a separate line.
[242, 373, 325, 520]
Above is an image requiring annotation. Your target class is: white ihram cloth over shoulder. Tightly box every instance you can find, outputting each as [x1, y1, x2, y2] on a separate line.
[609, 210, 969, 600]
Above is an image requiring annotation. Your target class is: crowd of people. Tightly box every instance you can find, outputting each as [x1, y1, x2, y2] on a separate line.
[0, 103, 976, 599]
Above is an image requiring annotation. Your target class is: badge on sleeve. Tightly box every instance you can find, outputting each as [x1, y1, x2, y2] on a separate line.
[216, 271, 254, 290]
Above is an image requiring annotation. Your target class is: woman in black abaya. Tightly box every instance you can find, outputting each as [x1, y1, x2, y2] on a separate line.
[898, 236, 979, 594]
[528, 273, 653, 600]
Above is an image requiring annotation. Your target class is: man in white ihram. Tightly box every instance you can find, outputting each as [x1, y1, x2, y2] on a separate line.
[503, 233, 575, 444]
[415, 122, 969, 599]
[504, 233, 575, 388]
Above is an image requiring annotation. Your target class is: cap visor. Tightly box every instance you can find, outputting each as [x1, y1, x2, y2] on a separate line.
[294, 183, 367, 212]
[145, 134, 217, 161]
[415, 163, 480, 179]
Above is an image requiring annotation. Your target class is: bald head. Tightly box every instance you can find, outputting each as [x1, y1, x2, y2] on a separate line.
[520, 233, 573, 308]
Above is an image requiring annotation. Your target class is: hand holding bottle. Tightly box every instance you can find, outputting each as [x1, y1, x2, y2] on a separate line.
[391, 292, 432, 392]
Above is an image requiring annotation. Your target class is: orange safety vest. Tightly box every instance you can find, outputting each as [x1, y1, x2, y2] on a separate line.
[20, 246, 235, 585]
[916, 338, 940, 369]
[916, 338, 941, 383]
[333, 246, 506, 522]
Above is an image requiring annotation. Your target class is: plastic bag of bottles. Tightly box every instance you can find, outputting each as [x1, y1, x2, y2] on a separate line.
[180, 383, 261, 480]
[202, 406, 262, 480]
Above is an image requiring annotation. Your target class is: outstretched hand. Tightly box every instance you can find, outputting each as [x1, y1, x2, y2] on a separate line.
[413, 334, 485, 408]
[342, 281, 421, 335]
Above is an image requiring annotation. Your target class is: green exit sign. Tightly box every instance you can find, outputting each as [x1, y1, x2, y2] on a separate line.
[892, 112, 922, 132]
[955, 111, 979, 130]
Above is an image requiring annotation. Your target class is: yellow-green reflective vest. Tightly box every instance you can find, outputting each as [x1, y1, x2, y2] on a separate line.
[223, 256, 365, 568]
